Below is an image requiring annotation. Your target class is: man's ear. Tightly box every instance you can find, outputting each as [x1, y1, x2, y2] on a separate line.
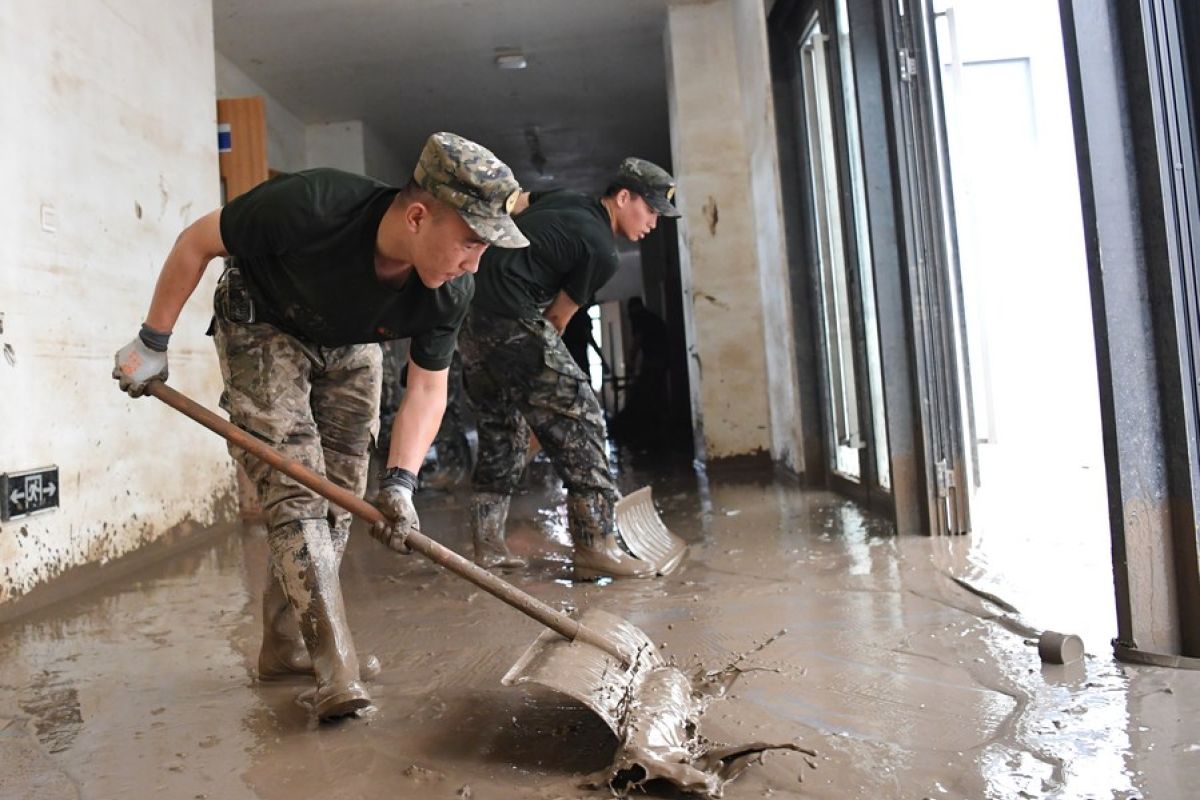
[616, 188, 633, 207]
[404, 201, 433, 233]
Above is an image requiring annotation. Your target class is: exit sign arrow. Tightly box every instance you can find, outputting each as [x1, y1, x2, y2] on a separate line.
[2, 467, 60, 521]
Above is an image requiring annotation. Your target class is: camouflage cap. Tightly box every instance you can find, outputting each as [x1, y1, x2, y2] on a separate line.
[413, 132, 529, 248]
[614, 157, 681, 218]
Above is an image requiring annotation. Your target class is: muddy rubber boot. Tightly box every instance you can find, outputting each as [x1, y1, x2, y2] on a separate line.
[325, 499, 381, 681]
[269, 520, 372, 720]
[257, 579, 382, 681]
[471, 492, 528, 569]
[256, 525, 380, 682]
[568, 493, 655, 580]
[257, 577, 313, 680]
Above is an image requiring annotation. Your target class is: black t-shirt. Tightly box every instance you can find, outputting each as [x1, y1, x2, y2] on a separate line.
[472, 190, 619, 319]
[219, 168, 472, 370]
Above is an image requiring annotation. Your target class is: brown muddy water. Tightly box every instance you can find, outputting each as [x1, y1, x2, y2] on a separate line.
[0, 465, 1196, 799]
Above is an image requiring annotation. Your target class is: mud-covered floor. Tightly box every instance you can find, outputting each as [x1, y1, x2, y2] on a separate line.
[1, 464, 1196, 799]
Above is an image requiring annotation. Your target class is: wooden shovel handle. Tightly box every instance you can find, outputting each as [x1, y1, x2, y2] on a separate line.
[145, 381, 625, 662]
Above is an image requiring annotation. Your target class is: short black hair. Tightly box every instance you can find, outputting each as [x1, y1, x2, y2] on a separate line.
[603, 182, 630, 199]
[395, 180, 443, 214]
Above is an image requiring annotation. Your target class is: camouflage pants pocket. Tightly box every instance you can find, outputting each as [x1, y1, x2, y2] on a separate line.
[520, 325, 614, 497]
[527, 321, 599, 425]
[463, 312, 615, 496]
[312, 344, 381, 549]
[311, 343, 382, 458]
[213, 321, 379, 531]
[213, 317, 312, 446]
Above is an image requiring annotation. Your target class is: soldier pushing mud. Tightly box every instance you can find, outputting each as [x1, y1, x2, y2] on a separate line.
[113, 133, 527, 720]
[459, 157, 680, 579]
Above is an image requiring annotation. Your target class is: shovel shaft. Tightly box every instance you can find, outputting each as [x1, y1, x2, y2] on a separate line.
[146, 381, 625, 662]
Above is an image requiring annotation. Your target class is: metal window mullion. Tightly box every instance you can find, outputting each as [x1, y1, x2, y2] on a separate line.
[801, 36, 851, 452]
[813, 32, 861, 447]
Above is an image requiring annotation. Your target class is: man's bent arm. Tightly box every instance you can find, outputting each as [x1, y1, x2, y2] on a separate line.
[387, 359, 449, 473]
[144, 209, 228, 332]
[543, 290, 580, 335]
[511, 191, 532, 216]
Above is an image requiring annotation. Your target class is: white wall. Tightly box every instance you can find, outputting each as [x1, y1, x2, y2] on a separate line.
[665, 0, 804, 465]
[0, 0, 234, 607]
[214, 51, 307, 173]
[215, 57, 409, 185]
[306, 121, 367, 175]
[362, 123, 411, 186]
[307, 119, 411, 186]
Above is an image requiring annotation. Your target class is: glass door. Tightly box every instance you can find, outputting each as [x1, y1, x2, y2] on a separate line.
[794, 3, 895, 496]
[883, 0, 974, 535]
[798, 15, 864, 481]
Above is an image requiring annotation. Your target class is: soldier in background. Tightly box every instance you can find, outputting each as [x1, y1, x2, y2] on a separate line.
[458, 158, 680, 578]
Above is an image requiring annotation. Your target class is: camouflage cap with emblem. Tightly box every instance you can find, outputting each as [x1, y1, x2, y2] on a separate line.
[614, 157, 681, 218]
[413, 132, 529, 248]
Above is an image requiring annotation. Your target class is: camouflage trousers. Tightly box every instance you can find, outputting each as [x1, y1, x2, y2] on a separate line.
[459, 308, 617, 506]
[212, 315, 381, 551]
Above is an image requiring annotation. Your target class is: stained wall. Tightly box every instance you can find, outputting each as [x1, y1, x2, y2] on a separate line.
[0, 0, 235, 608]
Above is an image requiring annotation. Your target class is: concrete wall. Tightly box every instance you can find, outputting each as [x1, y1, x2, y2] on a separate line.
[0, 0, 235, 607]
[733, 0, 806, 472]
[665, 0, 804, 466]
[214, 51, 307, 173]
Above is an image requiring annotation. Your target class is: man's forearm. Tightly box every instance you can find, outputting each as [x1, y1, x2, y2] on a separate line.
[144, 210, 227, 333]
[545, 312, 570, 335]
[543, 290, 580, 335]
[386, 383, 447, 473]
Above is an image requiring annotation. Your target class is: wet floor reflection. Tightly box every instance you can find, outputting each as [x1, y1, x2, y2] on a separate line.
[0, 466, 1193, 799]
[0, 534, 263, 798]
[960, 446, 1116, 653]
[973, 620, 1138, 800]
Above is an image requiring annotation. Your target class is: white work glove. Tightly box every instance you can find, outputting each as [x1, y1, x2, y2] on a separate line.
[373, 468, 420, 554]
[113, 325, 170, 397]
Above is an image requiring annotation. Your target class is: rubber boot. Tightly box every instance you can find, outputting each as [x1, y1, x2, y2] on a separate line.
[325, 488, 381, 681]
[471, 492, 528, 569]
[257, 576, 381, 682]
[269, 519, 371, 720]
[257, 576, 313, 679]
[568, 492, 655, 579]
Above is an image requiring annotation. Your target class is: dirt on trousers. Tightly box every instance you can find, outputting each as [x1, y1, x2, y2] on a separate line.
[0, 464, 1196, 799]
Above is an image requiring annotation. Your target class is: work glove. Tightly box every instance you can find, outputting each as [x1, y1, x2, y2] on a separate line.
[373, 467, 420, 554]
[113, 325, 170, 397]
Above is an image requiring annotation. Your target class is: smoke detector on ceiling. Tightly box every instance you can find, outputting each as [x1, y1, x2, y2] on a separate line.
[494, 48, 528, 70]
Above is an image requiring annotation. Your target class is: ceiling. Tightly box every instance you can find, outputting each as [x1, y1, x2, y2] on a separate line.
[212, 0, 674, 192]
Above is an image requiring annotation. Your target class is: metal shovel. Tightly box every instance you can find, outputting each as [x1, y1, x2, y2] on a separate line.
[615, 486, 688, 576]
[146, 381, 797, 796]
[523, 437, 687, 576]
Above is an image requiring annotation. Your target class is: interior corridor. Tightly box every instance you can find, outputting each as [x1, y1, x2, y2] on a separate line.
[2, 466, 1194, 799]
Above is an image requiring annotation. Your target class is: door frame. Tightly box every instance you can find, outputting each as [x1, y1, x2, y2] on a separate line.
[1060, 0, 1200, 661]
